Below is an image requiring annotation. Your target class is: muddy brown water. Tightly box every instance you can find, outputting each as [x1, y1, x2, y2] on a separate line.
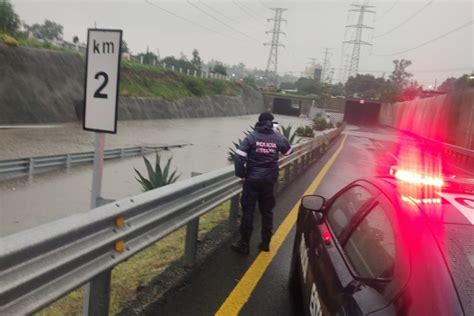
[0, 115, 313, 237]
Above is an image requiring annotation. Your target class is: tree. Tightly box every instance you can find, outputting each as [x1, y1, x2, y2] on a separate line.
[121, 40, 129, 53]
[437, 77, 456, 93]
[213, 63, 227, 76]
[191, 49, 201, 70]
[0, 0, 19, 34]
[137, 51, 158, 65]
[329, 82, 345, 96]
[345, 74, 386, 99]
[162, 55, 195, 73]
[72, 35, 79, 44]
[295, 77, 323, 95]
[29, 19, 63, 40]
[280, 82, 296, 90]
[389, 59, 413, 88]
[243, 76, 256, 87]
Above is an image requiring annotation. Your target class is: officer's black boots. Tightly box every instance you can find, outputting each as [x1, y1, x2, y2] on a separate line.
[258, 242, 270, 252]
[231, 240, 250, 255]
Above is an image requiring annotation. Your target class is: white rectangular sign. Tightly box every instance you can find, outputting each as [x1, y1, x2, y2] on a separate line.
[83, 29, 122, 134]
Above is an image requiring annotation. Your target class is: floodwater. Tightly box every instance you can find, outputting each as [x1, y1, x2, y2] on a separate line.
[0, 115, 312, 237]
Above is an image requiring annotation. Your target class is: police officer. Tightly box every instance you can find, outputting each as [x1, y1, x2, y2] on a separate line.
[232, 112, 293, 254]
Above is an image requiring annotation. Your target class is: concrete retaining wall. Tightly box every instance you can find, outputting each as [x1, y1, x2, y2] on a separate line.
[379, 89, 474, 150]
[0, 44, 264, 124]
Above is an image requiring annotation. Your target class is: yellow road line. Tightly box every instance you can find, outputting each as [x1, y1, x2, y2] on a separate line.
[215, 135, 347, 316]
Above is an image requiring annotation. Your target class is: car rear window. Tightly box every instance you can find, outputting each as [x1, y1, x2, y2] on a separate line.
[437, 224, 473, 315]
[327, 185, 373, 238]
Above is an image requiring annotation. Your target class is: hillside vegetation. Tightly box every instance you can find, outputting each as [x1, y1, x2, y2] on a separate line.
[120, 62, 241, 101]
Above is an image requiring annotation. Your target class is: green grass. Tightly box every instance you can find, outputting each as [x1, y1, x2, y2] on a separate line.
[119, 61, 241, 101]
[35, 201, 231, 315]
[16, 36, 66, 51]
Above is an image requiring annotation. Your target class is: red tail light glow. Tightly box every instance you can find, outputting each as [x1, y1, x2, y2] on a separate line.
[401, 195, 442, 204]
[390, 167, 444, 187]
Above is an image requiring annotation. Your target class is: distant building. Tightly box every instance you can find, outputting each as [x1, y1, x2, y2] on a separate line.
[303, 63, 323, 82]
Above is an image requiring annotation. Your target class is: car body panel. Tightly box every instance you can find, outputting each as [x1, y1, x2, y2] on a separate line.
[291, 177, 471, 315]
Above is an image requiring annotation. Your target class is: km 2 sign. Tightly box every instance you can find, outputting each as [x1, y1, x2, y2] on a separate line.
[83, 29, 122, 134]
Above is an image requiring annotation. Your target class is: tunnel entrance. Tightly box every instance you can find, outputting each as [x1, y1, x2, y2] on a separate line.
[272, 97, 301, 116]
[344, 99, 381, 125]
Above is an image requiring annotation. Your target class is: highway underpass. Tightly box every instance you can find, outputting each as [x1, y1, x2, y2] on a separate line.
[143, 125, 461, 316]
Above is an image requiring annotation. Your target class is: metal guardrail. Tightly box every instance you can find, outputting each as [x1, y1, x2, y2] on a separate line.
[0, 144, 188, 176]
[403, 132, 474, 174]
[0, 127, 344, 315]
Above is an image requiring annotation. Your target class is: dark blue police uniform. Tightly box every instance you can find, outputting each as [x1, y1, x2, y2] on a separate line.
[232, 113, 292, 253]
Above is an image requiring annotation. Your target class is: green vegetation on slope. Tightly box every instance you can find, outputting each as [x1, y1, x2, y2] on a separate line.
[120, 61, 241, 101]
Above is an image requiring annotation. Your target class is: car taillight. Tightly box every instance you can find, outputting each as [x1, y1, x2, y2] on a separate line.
[401, 195, 442, 204]
[390, 166, 444, 187]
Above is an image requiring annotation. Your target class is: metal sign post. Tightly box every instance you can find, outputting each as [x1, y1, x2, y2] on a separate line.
[82, 28, 122, 316]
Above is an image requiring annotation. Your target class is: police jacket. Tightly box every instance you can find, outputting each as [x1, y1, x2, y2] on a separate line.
[234, 120, 293, 183]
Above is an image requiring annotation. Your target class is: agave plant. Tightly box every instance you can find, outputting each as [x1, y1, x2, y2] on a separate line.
[281, 124, 297, 144]
[134, 152, 180, 191]
[228, 129, 253, 161]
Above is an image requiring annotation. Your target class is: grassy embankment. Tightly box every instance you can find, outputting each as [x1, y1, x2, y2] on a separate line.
[1, 33, 242, 101]
[36, 201, 231, 315]
[120, 61, 241, 101]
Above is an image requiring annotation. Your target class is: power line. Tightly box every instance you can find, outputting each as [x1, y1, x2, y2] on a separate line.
[375, 0, 434, 38]
[144, 0, 228, 38]
[376, 20, 474, 56]
[197, 0, 240, 24]
[376, 0, 400, 21]
[186, 0, 261, 43]
[232, 0, 263, 22]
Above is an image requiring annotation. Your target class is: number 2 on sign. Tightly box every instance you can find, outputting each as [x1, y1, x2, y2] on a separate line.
[94, 71, 109, 99]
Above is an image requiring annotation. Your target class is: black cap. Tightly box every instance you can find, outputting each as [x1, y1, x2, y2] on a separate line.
[258, 112, 274, 122]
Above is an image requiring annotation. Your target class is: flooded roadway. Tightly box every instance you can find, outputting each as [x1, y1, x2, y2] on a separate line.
[0, 115, 312, 237]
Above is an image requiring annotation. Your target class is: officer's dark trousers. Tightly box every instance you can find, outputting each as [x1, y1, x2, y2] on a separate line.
[240, 180, 276, 245]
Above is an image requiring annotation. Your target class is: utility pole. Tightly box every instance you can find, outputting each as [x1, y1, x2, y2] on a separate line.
[264, 8, 287, 87]
[343, 4, 375, 78]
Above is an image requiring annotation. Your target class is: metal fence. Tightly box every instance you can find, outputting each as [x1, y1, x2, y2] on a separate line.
[0, 144, 188, 177]
[411, 133, 474, 174]
[0, 127, 344, 315]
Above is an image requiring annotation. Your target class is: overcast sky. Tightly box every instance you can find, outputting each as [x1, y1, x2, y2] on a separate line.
[12, 0, 473, 86]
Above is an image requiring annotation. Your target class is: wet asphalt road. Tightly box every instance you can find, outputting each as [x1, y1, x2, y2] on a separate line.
[144, 125, 410, 316]
[144, 125, 474, 316]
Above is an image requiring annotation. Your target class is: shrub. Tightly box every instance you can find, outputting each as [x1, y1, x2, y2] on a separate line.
[313, 117, 328, 131]
[0, 33, 19, 47]
[295, 125, 315, 138]
[210, 79, 225, 95]
[184, 77, 206, 96]
[134, 153, 180, 191]
[281, 124, 297, 144]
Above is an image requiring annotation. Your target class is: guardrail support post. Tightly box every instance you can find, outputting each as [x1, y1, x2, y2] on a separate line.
[66, 154, 72, 168]
[28, 158, 34, 176]
[229, 194, 240, 229]
[184, 218, 200, 267]
[84, 270, 112, 316]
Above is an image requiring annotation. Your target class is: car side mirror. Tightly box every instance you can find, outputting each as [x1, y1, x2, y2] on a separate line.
[301, 195, 325, 211]
[300, 195, 325, 225]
